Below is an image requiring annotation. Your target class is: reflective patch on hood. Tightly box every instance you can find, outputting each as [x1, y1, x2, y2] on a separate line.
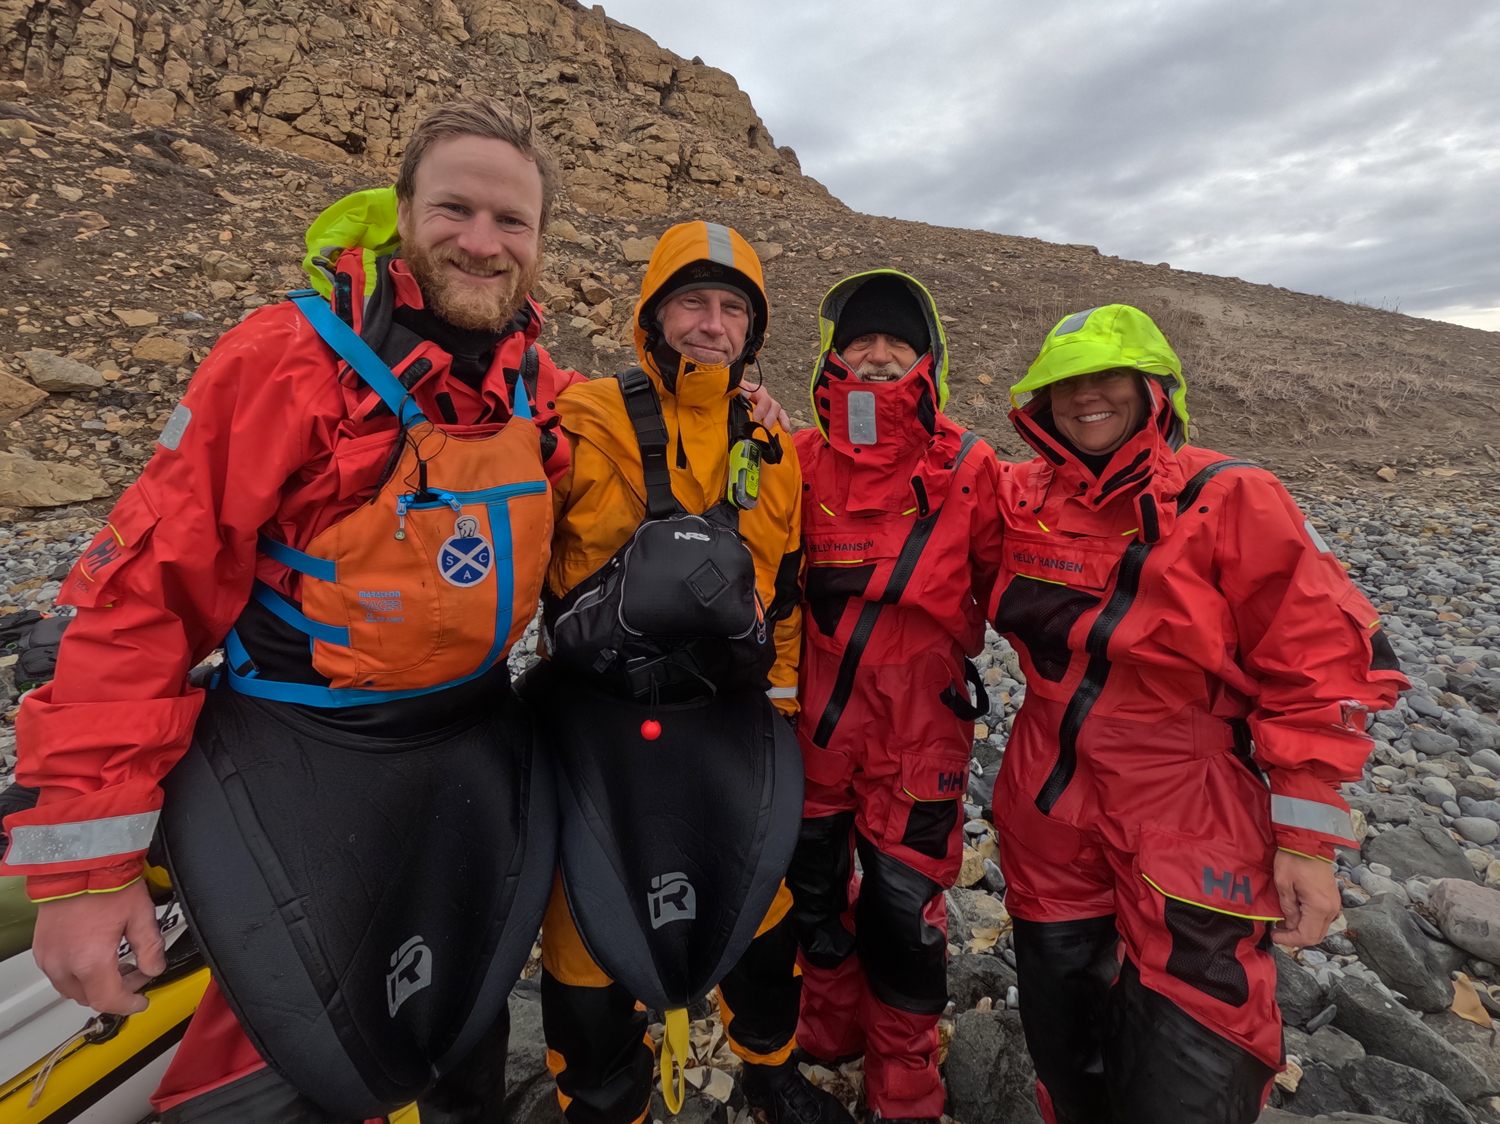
[1054, 307, 1102, 335]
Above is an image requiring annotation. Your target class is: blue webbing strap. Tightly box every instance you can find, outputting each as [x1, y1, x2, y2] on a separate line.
[252, 581, 351, 646]
[287, 289, 426, 427]
[258, 535, 338, 582]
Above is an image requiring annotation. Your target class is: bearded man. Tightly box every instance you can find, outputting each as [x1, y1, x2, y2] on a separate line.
[1, 97, 582, 1123]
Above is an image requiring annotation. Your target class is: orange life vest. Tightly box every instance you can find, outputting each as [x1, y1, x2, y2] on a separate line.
[224, 290, 551, 705]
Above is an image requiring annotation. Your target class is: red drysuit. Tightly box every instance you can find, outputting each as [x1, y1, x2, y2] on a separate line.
[0, 246, 583, 1110]
[788, 275, 1005, 1119]
[991, 383, 1406, 1121]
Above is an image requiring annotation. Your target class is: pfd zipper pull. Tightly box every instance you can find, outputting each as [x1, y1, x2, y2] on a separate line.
[395, 494, 410, 540]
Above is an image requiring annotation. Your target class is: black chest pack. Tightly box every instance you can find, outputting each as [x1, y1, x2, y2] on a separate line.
[543, 368, 781, 702]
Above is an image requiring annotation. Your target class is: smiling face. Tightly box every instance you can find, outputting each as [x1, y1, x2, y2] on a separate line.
[657, 288, 751, 366]
[841, 333, 919, 382]
[1048, 369, 1148, 456]
[396, 134, 544, 330]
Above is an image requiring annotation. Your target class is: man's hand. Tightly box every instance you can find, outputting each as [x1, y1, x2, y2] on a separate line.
[33, 879, 165, 1014]
[744, 385, 792, 434]
[1272, 850, 1342, 947]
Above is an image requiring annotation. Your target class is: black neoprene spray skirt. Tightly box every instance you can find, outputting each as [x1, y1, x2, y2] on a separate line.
[161, 673, 556, 1118]
[519, 660, 803, 1012]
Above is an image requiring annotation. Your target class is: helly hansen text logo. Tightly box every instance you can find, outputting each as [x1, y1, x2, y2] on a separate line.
[386, 935, 433, 1017]
[807, 539, 874, 555]
[1202, 867, 1253, 906]
[936, 771, 966, 794]
[1011, 550, 1085, 576]
[674, 532, 710, 542]
[649, 872, 696, 929]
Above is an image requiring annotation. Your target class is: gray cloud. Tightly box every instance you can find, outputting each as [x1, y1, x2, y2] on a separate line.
[601, 0, 1500, 328]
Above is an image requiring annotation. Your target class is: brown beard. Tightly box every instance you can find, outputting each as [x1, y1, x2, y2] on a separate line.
[402, 239, 542, 330]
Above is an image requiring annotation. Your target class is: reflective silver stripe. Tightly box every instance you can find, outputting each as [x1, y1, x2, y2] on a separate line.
[5, 811, 160, 866]
[158, 404, 191, 450]
[1270, 795, 1353, 841]
[1304, 520, 1332, 554]
[704, 223, 736, 266]
[1053, 307, 1101, 336]
[766, 687, 798, 698]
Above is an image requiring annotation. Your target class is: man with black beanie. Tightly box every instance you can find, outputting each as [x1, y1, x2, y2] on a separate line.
[788, 271, 1006, 1124]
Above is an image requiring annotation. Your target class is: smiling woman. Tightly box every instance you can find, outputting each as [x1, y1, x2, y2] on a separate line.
[1042, 368, 1147, 456]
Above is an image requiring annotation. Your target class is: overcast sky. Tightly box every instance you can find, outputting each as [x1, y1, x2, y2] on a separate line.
[601, 0, 1500, 332]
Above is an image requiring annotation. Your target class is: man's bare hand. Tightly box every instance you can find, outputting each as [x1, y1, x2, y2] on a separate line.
[33, 879, 165, 1015]
[743, 385, 792, 434]
[1272, 850, 1342, 948]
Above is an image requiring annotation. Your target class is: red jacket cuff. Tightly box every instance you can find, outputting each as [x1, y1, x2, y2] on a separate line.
[24, 860, 145, 902]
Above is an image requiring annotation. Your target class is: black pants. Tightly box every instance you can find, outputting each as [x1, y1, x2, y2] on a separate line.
[541, 913, 801, 1124]
[1012, 917, 1276, 1124]
[161, 1009, 510, 1124]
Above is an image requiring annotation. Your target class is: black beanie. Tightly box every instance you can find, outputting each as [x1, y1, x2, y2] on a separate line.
[832, 274, 931, 356]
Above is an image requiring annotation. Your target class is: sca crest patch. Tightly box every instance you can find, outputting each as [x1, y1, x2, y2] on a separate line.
[438, 515, 493, 588]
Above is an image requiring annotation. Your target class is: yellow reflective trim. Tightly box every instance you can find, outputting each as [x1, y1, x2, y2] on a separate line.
[1121, 527, 1139, 536]
[107, 523, 126, 547]
[1020, 574, 1067, 587]
[389, 1106, 421, 1123]
[810, 559, 871, 565]
[1036, 520, 1050, 532]
[818, 503, 838, 517]
[1277, 847, 1333, 863]
[1140, 874, 1283, 922]
[903, 788, 961, 804]
[27, 875, 143, 904]
[902, 507, 917, 515]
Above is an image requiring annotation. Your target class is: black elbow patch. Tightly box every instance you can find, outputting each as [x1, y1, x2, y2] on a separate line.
[1368, 628, 1400, 672]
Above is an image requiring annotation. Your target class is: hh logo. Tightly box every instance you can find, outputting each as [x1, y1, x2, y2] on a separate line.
[77, 528, 125, 582]
[674, 532, 710, 542]
[936, 771, 966, 794]
[1202, 866, 1253, 906]
[386, 935, 433, 1017]
[648, 872, 696, 929]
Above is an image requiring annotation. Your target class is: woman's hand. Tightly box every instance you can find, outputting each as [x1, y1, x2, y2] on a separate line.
[1272, 849, 1342, 947]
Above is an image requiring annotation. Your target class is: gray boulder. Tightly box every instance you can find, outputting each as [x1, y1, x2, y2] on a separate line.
[948, 953, 1019, 1012]
[1421, 1010, 1500, 1094]
[1344, 893, 1468, 1012]
[1342, 1055, 1475, 1124]
[1363, 823, 1480, 883]
[20, 349, 104, 392]
[1349, 792, 1422, 826]
[1274, 945, 1326, 1028]
[1447, 671, 1500, 713]
[1302, 1025, 1367, 1072]
[1269, 1059, 1359, 1116]
[1430, 878, 1500, 963]
[1328, 973, 1496, 1101]
[944, 1008, 1043, 1124]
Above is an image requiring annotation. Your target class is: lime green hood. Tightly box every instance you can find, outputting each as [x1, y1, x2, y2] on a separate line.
[300, 186, 402, 298]
[1012, 304, 1189, 447]
[809, 269, 949, 441]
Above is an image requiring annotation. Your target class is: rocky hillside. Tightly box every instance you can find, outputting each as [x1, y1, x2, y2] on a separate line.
[1, 0, 1498, 524]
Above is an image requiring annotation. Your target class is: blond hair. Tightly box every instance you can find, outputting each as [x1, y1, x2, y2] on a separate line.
[396, 95, 559, 230]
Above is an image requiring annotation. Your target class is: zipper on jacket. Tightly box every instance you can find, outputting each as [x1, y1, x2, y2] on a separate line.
[1033, 458, 1256, 815]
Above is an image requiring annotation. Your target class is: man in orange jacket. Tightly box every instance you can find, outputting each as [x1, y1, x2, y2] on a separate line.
[530, 221, 852, 1124]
